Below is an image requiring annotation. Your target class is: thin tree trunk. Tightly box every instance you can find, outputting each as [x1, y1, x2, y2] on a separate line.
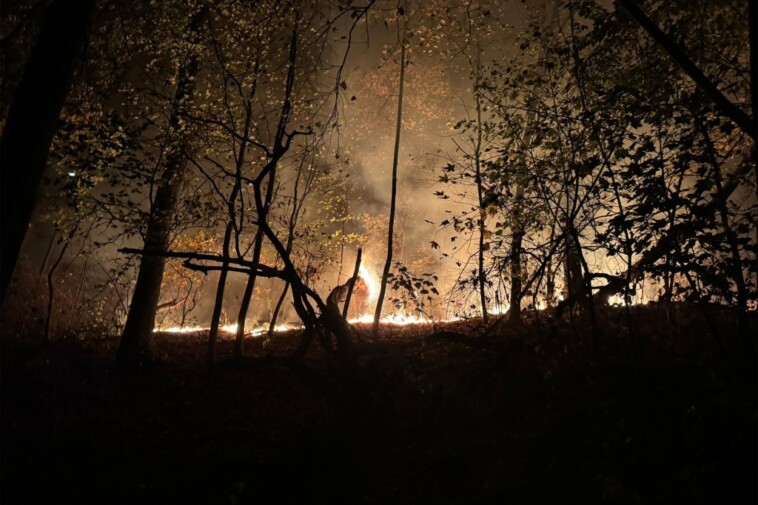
[226, 53, 265, 359]
[0, 0, 95, 303]
[572, 230, 600, 349]
[249, 25, 325, 349]
[233, 169, 275, 359]
[473, 48, 488, 323]
[67, 256, 89, 331]
[208, 60, 258, 367]
[343, 249, 362, 319]
[545, 225, 556, 307]
[338, 222, 346, 284]
[269, 281, 290, 334]
[373, 24, 406, 338]
[509, 229, 524, 322]
[508, 183, 525, 323]
[39, 231, 58, 278]
[44, 238, 70, 342]
[207, 182, 241, 369]
[233, 230, 263, 355]
[268, 144, 310, 335]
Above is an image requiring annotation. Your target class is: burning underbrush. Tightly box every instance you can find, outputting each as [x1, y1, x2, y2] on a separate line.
[152, 264, 460, 339]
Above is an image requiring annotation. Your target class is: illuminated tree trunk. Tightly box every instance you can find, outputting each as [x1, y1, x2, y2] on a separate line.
[117, 10, 203, 370]
[0, 0, 94, 304]
[373, 24, 406, 338]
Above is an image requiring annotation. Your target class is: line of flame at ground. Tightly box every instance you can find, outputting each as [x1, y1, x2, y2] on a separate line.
[153, 265, 646, 335]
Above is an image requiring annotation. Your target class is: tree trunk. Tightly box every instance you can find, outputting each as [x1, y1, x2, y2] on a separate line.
[0, 0, 95, 304]
[343, 249, 363, 319]
[573, 230, 600, 349]
[233, 168, 276, 359]
[117, 159, 188, 368]
[207, 200, 238, 369]
[545, 225, 556, 307]
[269, 281, 290, 334]
[268, 144, 311, 335]
[564, 225, 585, 300]
[67, 256, 89, 331]
[243, 25, 331, 356]
[474, 49, 488, 323]
[44, 238, 70, 342]
[116, 9, 204, 371]
[373, 24, 406, 338]
[233, 230, 263, 356]
[508, 182, 525, 322]
[509, 229, 524, 322]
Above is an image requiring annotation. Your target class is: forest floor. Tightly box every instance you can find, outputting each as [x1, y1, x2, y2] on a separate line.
[2, 304, 756, 504]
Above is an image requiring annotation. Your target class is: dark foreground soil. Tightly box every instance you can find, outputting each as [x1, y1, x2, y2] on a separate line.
[2, 305, 756, 504]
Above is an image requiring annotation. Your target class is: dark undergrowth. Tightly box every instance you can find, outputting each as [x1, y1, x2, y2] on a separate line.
[2, 304, 756, 504]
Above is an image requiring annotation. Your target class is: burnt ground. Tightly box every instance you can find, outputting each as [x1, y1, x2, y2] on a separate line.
[2, 304, 756, 504]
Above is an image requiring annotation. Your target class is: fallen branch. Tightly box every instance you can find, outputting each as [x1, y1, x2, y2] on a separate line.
[118, 247, 285, 278]
[182, 260, 258, 276]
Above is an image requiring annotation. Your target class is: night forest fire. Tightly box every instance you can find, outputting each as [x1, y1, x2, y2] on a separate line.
[1, 0, 756, 503]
